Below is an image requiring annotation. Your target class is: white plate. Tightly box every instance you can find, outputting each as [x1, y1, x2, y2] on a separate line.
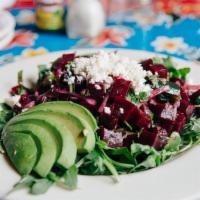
[0, 31, 14, 50]
[0, 49, 200, 200]
[0, 11, 15, 40]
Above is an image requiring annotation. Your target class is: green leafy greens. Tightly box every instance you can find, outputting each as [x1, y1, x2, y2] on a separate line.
[153, 57, 191, 80]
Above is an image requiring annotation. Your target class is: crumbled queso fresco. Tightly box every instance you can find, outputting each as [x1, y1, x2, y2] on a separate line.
[73, 51, 151, 94]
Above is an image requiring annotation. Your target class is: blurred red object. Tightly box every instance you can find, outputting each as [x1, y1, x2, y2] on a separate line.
[154, 0, 200, 16]
[13, 0, 34, 8]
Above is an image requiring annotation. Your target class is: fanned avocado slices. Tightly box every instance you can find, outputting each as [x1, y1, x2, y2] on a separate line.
[23, 101, 97, 152]
[2, 101, 97, 177]
[3, 131, 38, 175]
[25, 101, 97, 131]
[4, 111, 77, 170]
[5, 121, 59, 177]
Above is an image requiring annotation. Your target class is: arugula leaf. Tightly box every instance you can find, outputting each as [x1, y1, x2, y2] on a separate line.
[10, 175, 35, 193]
[165, 132, 181, 152]
[0, 103, 14, 134]
[131, 143, 161, 171]
[31, 179, 53, 195]
[64, 165, 78, 190]
[153, 57, 190, 80]
[127, 91, 148, 105]
[107, 147, 135, 164]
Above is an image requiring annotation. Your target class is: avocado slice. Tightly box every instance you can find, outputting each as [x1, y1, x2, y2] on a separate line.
[5, 121, 59, 177]
[3, 131, 38, 175]
[4, 111, 77, 169]
[26, 101, 97, 131]
[24, 101, 96, 152]
[21, 110, 94, 152]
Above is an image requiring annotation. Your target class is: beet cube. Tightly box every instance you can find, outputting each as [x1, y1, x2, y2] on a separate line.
[114, 97, 150, 128]
[114, 96, 138, 122]
[110, 77, 132, 98]
[140, 103, 152, 116]
[130, 109, 151, 128]
[179, 99, 195, 118]
[98, 127, 123, 148]
[160, 103, 177, 121]
[88, 82, 105, 99]
[170, 78, 185, 87]
[141, 59, 153, 70]
[138, 126, 168, 150]
[60, 53, 75, 65]
[80, 97, 97, 113]
[148, 98, 165, 115]
[149, 64, 168, 79]
[180, 88, 189, 102]
[173, 112, 186, 132]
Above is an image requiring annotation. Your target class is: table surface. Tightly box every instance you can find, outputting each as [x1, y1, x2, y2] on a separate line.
[0, 8, 200, 66]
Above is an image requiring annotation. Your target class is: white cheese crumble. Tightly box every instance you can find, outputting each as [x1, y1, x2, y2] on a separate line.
[104, 106, 111, 114]
[73, 51, 151, 94]
[119, 107, 124, 114]
[4, 95, 21, 108]
[94, 84, 101, 90]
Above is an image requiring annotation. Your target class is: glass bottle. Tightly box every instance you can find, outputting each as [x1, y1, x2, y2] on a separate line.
[36, 0, 65, 31]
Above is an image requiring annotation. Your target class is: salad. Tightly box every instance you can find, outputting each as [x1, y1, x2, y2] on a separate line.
[1, 50, 200, 195]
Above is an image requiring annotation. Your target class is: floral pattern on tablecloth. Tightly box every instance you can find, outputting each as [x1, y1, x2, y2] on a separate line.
[0, 8, 200, 66]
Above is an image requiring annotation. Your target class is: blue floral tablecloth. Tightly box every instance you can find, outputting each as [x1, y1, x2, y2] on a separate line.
[0, 8, 200, 66]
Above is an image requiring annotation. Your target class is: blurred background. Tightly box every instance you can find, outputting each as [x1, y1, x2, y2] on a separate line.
[0, 0, 200, 66]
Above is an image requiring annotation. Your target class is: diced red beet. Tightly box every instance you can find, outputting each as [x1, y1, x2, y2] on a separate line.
[155, 103, 179, 132]
[173, 112, 186, 132]
[36, 95, 48, 104]
[114, 96, 139, 122]
[98, 95, 109, 113]
[99, 111, 119, 130]
[179, 99, 195, 118]
[150, 86, 170, 99]
[129, 109, 151, 128]
[88, 82, 105, 99]
[140, 103, 152, 116]
[99, 127, 123, 147]
[180, 88, 189, 102]
[149, 64, 168, 79]
[123, 132, 137, 147]
[185, 104, 195, 118]
[114, 96, 150, 128]
[160, 103, 177, 121]
[10, 85, 25, 96]
[141, 59, 153, 70]
[148, 98, 166, 115]
[190, 89, 200, 104]
[60, 53, 75, 66]
[80, 97, 97, 113]
[23, 101, 36, 109]
[54, 68, 63, 80]
[170, 78, 185, 87]
[19, 94, 31, 106]
[110, 77, 131, 98]
[137, 126, 168, 150]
